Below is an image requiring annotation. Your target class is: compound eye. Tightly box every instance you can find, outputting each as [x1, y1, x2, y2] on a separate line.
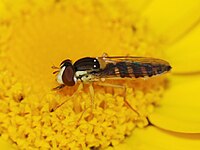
[62, 65, 75, 86]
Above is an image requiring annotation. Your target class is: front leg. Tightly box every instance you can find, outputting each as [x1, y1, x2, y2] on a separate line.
[52, 84, 65, 90]
[51, 83, 83, 112]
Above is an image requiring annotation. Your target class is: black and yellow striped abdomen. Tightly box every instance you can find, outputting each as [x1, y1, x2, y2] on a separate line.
[99, 61, 171, 78]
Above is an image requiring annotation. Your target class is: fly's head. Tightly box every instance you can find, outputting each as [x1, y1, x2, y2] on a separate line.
[56, 59, 77, 86]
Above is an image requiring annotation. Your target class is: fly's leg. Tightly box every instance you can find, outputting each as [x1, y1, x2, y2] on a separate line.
[75, 83, 95, 126]
[89, 84, 95, 111]
[87, 84, 95, 120]
[95, 83, 140, 116]
[50, 96, 71, 112]
[51, 83, 94, 126]
[52, 84, 65, 91]
[75, 106, 90, 127]
[51, 83, 83, 112]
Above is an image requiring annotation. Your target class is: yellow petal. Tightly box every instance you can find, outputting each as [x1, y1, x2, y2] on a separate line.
[149, 76, 200, 133]
[122, 0, 153, 12]
[142, 0, 200, 43]
[165, 23, 200, 73]
[113, 126, 200, 150]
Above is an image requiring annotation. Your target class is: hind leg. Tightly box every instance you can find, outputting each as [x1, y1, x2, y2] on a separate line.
[95, 82, 140, 116]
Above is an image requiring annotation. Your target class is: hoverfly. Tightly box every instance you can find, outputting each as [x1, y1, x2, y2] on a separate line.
[53, 53, 171, 87]
[52, 53, 171, 115]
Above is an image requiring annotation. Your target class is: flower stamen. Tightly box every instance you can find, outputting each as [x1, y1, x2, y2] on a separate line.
[0, 0, 169, 149]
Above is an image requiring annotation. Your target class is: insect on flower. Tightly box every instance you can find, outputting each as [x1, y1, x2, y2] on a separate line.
[51, 53, 172, 116]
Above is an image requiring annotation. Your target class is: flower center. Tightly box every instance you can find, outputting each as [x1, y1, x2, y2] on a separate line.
[0, 1, 168, 149]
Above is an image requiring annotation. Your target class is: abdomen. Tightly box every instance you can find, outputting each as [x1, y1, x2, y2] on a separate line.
[98, 61, 171, 78]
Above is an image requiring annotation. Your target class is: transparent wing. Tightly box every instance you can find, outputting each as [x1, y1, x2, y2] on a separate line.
[97, 56, 170, 66]
[90, 56, 171, 79]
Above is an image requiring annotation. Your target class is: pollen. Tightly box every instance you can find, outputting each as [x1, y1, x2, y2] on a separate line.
[0, 0, 168, 149]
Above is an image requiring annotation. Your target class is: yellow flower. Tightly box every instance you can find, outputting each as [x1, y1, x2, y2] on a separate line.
[0, 0, 200, 150]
